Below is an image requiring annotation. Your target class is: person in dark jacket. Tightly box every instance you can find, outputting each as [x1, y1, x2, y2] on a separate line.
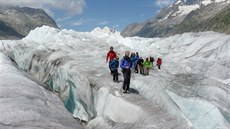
[157, 57, 162, 70]
[120, 50, 132, 93]
[132, 52, 139, 73]
[110, 56, 119, 82]
[137, 57, 144, 74]
[106, 46, 117, 74]
[150, 56, 154, 69]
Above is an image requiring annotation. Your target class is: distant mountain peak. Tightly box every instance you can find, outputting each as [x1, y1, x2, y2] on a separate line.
[0, 6, 58, 40]
[121, 0, 230, 38]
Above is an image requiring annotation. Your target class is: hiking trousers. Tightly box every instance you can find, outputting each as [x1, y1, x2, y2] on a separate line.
[134, 64, 138, 73]
[109, 61, 112, 74]
[138, 65, 144, 74]
[112, 69, 118, 81]
[157, 64, 161, 69]
[122, 69, 131, 92]
[144, 68, 150, 75]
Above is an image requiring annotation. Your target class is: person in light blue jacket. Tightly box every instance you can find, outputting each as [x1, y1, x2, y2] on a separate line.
[120, 50, 132, 93]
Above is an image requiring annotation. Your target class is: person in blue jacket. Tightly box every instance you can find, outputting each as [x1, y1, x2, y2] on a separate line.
[131, 52, 139, 73]
[109, 56, 119, 82]
[120, 50, 132, 93]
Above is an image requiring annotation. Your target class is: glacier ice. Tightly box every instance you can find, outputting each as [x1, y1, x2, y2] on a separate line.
[1, 26, 230, 129]
[0, 52, 83, 129]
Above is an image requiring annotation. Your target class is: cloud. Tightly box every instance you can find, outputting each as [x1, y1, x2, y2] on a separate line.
[0, 0, 86, 16]
[155, 0, 174, 7]
[57, 16, 72, 22]
[43, 8, 55, 17]
[113, 25, 119, 28]
[69, 18, 109, 27]
[112, 24, 119, 30]
[72, 21, 83, 26]
[70, 18, 95, 26]
[98, 21, 109, 25]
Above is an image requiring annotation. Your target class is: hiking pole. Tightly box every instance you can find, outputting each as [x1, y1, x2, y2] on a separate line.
[131, 69, 135, 79]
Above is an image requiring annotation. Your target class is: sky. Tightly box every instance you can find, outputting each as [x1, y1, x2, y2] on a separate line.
[0, 0, 175, 32]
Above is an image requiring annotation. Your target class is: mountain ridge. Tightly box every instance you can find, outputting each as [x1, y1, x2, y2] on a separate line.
[121, 0, 230, 38]
[0, 6, 58, 40]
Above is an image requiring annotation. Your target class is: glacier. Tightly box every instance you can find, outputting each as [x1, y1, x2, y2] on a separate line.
[0, 51, 83, 129]
[0, 26, 230, 129]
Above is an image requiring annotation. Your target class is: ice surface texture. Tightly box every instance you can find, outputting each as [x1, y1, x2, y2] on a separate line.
[1, 26, 230, 129]
[0, 52, 83, 129]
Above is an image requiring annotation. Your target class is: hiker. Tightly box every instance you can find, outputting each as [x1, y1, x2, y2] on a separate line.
[133, 52, 139, 73]
[150, 56, 154, 70]
[130, 52, 139, 71]
[157, 57, 162, 70]
[143, 58, 152, 75]
[130, 52, 135, 64]
[137, 57, 144, 74]
[109, 56, 119, 82]
[136, 52, 139, 58]
[106, 46, 117, 75]
[120, 50, 132, 93]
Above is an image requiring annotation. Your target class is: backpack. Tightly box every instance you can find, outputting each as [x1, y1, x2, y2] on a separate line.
[157, 58, 162, 65]
[110, 59, 119, 70]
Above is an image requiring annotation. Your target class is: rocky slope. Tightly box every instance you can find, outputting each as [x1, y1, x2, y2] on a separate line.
[121, 0, 230, 38]
[0, 6, 58, 40]
[173, 3, 230, 34]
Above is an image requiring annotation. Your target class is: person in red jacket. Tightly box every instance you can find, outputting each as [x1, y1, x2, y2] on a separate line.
[157, 57, 162, 70]
[106, 46, 117, 74]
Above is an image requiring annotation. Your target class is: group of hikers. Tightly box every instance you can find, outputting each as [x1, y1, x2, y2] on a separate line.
[106, 46, 162, 93]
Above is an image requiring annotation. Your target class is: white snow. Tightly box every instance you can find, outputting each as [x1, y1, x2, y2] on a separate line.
[175, 0, 182, 5]
[167, 0, 229, 20]
[215, 0, 227, 3]
[1, 26, 230, 129]
[162, 11, 173, 20]
[202, 0, 212, 6]
[213, 78, 230, 85]
[202, 0, 228, 5]
[174, 4, 200, 17]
